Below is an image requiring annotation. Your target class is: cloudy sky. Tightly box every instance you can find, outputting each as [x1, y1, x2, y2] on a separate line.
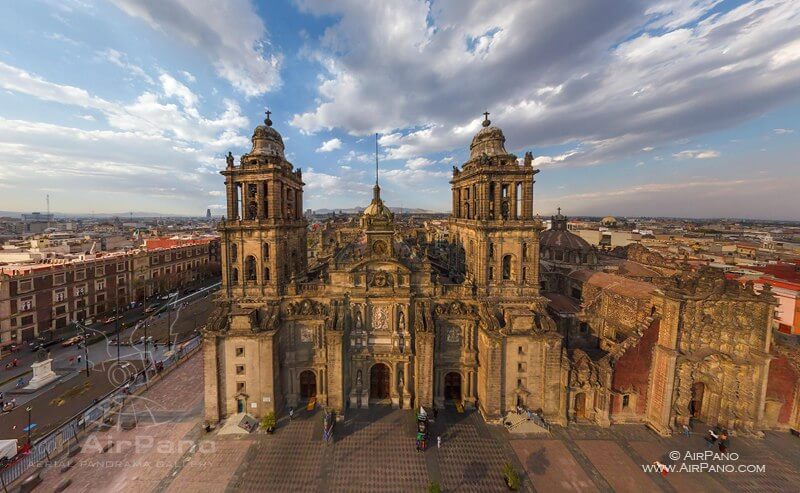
[0, 0, 798, 219]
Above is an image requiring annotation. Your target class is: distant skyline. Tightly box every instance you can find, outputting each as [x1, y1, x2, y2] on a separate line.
[0, 0, 799, 219]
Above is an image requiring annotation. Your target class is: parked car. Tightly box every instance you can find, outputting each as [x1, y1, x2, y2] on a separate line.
[144, 306, 159, 314]
[61, 335, 84, 347]
[29, 337, 64, 352]
[102, 315, 123, 324]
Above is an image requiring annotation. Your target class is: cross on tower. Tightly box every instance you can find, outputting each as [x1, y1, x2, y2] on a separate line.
[482, 111, 491, 127]
[557, 207, 561, 215]
[265, 110, 272, 126]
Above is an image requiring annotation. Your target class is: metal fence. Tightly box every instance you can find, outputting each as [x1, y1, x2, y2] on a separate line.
[1, 335, 202, 487]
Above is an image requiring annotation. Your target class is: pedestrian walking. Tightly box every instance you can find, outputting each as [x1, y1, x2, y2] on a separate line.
[437, 435, 441, 449]
[683, 424, 690, 436]
[77, 355, 82, 364]
[289, 407, 294, 420]
[705, 429, 718, 449]
[718, 431, 729, 453]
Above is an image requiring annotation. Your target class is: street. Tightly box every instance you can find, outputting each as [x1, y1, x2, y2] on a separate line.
[0, 279, 219, 388]
[0, 281, 217, 439]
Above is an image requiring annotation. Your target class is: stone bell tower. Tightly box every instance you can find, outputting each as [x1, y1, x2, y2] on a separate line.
[360, 135, 395, 258]
[448, 112, 543, 298]
[219, 111, 307, 299]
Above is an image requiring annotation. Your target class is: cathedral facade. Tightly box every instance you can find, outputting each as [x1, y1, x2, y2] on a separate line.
[203, 113, 566, 425]
[203, 112, 796, 436]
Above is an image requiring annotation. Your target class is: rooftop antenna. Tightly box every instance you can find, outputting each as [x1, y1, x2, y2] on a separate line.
[46, 194, 51, 228]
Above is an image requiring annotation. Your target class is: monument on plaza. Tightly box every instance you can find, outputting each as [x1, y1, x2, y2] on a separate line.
[24, 348, 60, 390]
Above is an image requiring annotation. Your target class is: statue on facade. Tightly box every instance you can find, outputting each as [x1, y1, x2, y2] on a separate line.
[226, 151, 234, 168]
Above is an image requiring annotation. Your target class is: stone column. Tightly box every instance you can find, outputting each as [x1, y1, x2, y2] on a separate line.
[415, 331, 435, 408]
[522, 178, 532, 219]
[325, 330, 345, 413]
[203, 336, 220, 424]
[226, 178, 237, 220]
[509, 181, 517, 219]
[256, 181, 265, 219]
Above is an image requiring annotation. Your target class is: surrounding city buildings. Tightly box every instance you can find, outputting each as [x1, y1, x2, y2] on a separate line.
[0, 236, 220, 349]
[203, 113, 800, 436]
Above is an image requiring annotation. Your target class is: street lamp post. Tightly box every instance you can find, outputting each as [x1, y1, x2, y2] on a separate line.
[115, 295, 120, 364]
[26, 406, 32, 444]
[83, 327, 90, 377]
[167, 297, 172, 350]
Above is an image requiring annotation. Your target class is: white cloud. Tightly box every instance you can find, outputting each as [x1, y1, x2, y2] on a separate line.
[406, 157, 434, 169]
[339, 150, 371, 163]
[111, 0, 281, 96]
[316, 138, 342, 152]
[673, 149, 720, 160]
[97, 48, 154, 85]
[289, 0, 800, 170]
[180, 70, 196, 83]
[159, 73, 198, 110]
[773, 128, 794, 134]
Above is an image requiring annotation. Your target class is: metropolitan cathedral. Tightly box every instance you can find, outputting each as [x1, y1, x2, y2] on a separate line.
[204, 112, 795, 436]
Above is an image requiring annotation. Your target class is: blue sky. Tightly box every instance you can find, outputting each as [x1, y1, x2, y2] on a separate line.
[0, 0, 798, 219]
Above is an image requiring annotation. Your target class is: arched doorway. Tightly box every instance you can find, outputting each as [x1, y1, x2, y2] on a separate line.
[444, 372, 462, 401]
[690, 382, 705, 418]
[574, 393, 586, 419]
[370, 363, 390, 400]
[299, 370, 317, 400]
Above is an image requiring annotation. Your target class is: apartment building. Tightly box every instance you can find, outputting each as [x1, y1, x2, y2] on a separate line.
[0, 237, 220, 347]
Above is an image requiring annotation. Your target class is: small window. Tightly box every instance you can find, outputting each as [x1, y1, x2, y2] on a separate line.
[235, 347, 245, 357]
[518, 362, 526, 373]
[517, 378, 522, 387]
[53, 273, 66, 285]
[236, 365, 245, 375]
[518, 346, 524, 355]
[236, 382, 246, 393]
[571, 287, 582, 299]
[488, 266, 494, 281]
[622, 395, 630, 409]
[20, 298, 33, 311]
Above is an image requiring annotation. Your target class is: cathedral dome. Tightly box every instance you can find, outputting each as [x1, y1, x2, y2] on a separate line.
[539, 229, 592, 252]
[362, 185, 394, 220]
[249, 113, 285, 158]
[469, 113, 508, 160]
[540, 209, 593, 254]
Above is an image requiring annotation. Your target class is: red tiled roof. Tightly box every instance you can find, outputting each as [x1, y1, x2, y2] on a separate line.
[750, 264, 800, 283]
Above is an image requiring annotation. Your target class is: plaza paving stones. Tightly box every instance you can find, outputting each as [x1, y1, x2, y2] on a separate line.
[22, 351, 800, 492]
[576, 439, 658, 493]
[167, 438, 253, 493]
[511, 439, 597, 492]
[627, 440, 728, 493]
